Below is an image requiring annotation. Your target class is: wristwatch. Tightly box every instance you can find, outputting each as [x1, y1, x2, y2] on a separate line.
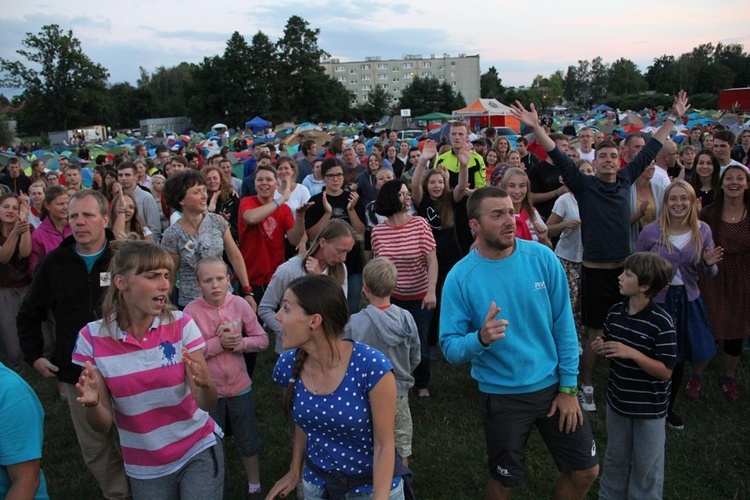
[666, 114, 680, 124]
[559, 386, 579, 396]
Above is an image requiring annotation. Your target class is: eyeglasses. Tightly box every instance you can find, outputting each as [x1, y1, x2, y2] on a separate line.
[325, 173, 344, 179]
[398, 191, 412, 198]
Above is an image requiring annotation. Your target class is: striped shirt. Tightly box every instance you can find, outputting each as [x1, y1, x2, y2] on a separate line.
[371, 216, 436, 301]
[603, 301, 677, 419]
[72, 312, 219, 479]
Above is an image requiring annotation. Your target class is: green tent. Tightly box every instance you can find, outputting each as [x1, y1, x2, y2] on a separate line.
[414, 112, 453, 122]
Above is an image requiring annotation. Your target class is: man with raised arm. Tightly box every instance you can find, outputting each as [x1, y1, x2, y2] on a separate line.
[509, 91, 689, 413]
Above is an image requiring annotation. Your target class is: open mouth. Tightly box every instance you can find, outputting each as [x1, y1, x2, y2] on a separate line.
[153, 296, 166, 307]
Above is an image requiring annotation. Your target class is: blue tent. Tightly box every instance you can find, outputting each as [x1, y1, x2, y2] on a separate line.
[245, 116, 271, 133]
[591, 104, 614, 114]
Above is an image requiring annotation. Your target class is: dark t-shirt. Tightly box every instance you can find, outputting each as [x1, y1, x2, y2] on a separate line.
[417, 196, 463, 275]
[305, 190, 365, 273]
[528, 161, 562, 221]
[521, 152, 540, 170]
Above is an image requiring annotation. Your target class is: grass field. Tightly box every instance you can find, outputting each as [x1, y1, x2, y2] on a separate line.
[10, 344, 750, 499]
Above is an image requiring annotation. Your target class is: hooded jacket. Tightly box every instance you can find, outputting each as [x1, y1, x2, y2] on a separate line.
[346, 304, 420, 396]
[18, 231, 114, 385]
[184, 294, 268, 398]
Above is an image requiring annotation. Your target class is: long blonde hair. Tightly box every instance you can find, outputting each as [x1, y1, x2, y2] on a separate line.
[501, 167, 539, 224]
[101, 240, 175, 338]
[657, 180, 703, 262]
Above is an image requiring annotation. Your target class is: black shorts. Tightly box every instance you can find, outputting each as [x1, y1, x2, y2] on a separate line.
[479, 385, 598, 488]
[581, 266, 623, 330]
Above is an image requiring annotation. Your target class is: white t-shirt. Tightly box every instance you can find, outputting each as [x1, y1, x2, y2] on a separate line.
[652, 166, 671, 189]
[668, 232, 692, 285]
[578, 148, 595, 162]
[274, 183, 311, 213]
[720, 159, 746, 176]
[551, 193, 582, 263]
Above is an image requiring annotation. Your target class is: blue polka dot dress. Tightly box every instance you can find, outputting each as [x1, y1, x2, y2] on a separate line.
[273, 341, 400, 494]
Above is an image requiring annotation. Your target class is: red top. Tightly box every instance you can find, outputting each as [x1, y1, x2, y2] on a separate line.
[238, 196, 295, 286]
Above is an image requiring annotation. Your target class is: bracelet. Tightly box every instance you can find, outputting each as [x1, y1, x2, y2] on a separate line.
[117, 208, 127, 214]
[272, 200, 280, 208]
[83, 394, 100, 408]
[244, 292, 254, 297]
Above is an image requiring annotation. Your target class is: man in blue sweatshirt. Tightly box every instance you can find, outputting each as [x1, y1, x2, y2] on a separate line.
[440, 186, 599, 499]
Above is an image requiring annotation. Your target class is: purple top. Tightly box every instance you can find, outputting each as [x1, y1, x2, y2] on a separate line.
[635, 221, 718, 302]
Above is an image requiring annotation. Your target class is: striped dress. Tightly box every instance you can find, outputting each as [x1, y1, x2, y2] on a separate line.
[371, 216, 436, 301]
[72, 312, 219, 479]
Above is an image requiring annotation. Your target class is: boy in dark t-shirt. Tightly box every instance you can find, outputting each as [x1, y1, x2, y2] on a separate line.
[593, 252, 676, 500]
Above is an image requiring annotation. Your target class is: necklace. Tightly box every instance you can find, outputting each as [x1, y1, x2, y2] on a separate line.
[306, 370, 320, 395]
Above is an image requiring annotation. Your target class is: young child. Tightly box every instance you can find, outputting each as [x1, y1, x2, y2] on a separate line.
[345, 258, 420, 465]
[184, 257, 269, 498]
[592, 252, 677, 499]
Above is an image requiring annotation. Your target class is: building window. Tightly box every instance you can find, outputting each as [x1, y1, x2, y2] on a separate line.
[450, 61, 456, 66]
[423, 71, 432, 78]
[403, 62, 414, 69]
[378, 73, 388, 80]
[361, 64, 371, 70]
[377, 63, 388, 69]
[452, 81, 457, 87]
[393, 77, 400, 82]
[362, 85, 372, 91]
[337, 76, 345, 82]
[361, 74, 371, 81]
[350, 69, 357, 74]
[421, 61, 432, 67]
[335, 66, 345, 72]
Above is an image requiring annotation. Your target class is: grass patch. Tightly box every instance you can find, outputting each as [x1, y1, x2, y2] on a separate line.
[9, 345, 749, 499]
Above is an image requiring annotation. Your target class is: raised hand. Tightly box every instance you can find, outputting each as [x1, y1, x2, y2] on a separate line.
[479, 301, 509, 346]
[421, 140, 438, 162]
[703, 245, 724, 267]
[322, 192, 332, 214]
[75, 360, 100, 405]
[183, 347, 212, 387]
[296, 201, 314, 218]
[457, 147, 472, 167]
[671, 90, 690, 118]
[347, 191, 360, 212]
[508, 101, 540, 128]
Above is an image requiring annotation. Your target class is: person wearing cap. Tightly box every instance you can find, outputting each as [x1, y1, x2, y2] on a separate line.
[472, 136, 487, 157]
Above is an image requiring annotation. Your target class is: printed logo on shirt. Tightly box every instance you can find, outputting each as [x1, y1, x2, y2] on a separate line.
[99, 272, 111, 287]
[159, 341, 178, 368]
[591, 440, 597, 457]
[534, 281, 546, 291]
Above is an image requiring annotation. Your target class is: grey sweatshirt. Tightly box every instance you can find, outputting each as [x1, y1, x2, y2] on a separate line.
[346, 304, 421, 396]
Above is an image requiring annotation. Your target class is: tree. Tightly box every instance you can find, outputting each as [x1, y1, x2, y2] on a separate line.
[0, 24, 109, 134]
[563, 65, 578, 103]
[274, 16, 351, 122]
[397, 77, 464, 117]
[589, 56, 610, 102]
[646, 55, 678, 93]
[608, 58, 647, 96]
[358, 85, 393, 122]
[480, 66, 505, 99]
[245, 31, 279, 121]
[107, 82, 152, 129]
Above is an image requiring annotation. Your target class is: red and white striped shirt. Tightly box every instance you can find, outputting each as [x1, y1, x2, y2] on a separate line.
[371, 216, 436, 300]
[72, 312, 219, 479]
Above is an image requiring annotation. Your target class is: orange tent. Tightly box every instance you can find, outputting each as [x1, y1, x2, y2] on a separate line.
[452, 99, 521, 132]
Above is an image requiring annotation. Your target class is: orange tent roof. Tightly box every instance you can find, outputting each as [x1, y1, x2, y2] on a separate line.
[453, 99, 513, 116]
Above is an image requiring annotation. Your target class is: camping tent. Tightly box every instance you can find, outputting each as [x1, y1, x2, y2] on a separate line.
[245, 116, 271, 134]
[452, 99, 520, 132]
[591, 104, 614, 114]
[414, 112, 453, 122]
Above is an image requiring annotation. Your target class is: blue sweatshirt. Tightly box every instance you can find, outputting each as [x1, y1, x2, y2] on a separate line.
[439, 239, 579, 394]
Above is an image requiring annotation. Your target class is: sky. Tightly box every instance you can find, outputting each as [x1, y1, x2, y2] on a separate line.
[1, 0, 749, 98]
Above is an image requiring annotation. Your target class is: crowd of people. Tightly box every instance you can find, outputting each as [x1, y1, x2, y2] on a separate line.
[0, 89, 749, 499]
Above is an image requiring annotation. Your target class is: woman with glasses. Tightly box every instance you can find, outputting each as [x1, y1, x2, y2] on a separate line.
[371, 179, 437, 400]
[305, 158, 367, 313]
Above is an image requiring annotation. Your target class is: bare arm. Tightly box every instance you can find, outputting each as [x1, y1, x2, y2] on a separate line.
[76, 362, 115, 433]
[595, 340, 673, 380]
[422, 250, 438, 310]
[223, 229, 257, 310]
[6, 460, 41, 500]
[286, 202, 313, 247]
[453, 150, 470, 203]
[242, 194, 290, 226]
[369, 371, 397, 500]
[267, 424, 307, 499]
[652, 90, 690, 145]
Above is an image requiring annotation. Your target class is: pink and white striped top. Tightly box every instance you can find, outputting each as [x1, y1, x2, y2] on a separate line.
[371, 215, 437, 301]
[72, 311, 219, 479]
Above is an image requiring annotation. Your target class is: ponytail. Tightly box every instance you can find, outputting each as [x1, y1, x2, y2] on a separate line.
[284, 348, 309, 421]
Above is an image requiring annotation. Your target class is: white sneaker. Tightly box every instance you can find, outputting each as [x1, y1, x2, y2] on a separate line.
[578, 385, 596, 412]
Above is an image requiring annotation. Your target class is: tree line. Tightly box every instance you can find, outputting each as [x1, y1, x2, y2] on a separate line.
[0, 19, 464, 137]
[481, 42, 750, 112]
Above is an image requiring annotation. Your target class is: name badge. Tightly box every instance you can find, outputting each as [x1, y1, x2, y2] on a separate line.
[184, 241, 196, 253]
[100, 272, 111, 287]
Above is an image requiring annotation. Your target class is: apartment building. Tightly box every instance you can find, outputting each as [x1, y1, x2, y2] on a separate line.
[321, 53, 480, 106]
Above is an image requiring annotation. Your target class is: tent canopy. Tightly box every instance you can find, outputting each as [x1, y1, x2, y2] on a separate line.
[414, 112, 453, 122]
[453, 99, 513, 117]
[245, 116, 271, 133]
[591, 104, 614, 114]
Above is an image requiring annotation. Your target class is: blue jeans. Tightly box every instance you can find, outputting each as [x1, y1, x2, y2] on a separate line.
[392, 298, 434, 390]
[348, 272, 364, 314]
[302, 478, 404, 499]
[599, 405, 665, 500]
